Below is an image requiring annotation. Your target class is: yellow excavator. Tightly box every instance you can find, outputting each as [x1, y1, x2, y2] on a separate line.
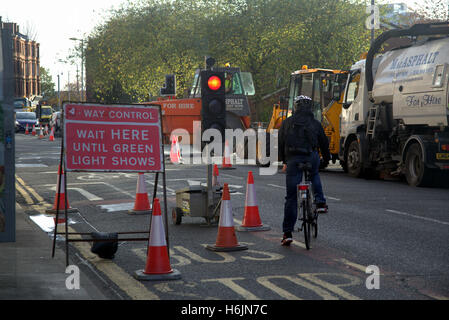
[257, 66, 348, 167]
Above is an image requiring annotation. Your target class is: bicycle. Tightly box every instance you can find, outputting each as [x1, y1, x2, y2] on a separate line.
[297, 162, 319, 250]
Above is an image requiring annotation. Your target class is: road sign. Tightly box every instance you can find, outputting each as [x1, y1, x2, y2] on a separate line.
[64, 103, 164, 172]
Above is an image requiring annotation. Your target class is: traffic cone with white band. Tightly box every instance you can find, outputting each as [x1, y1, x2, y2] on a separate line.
[134, 198, 181, 281]
[237, 171, 270, 232]
[46, 165, 78, 214]
[39, 126, 44, 139]
[129, 173, 152, 215]
[45, 124, 49, 136]
[49, 126, 55, 141]
[25, 123, 29, 135]
[221, 140, 235, 170]
[31, 124, 36, 136]
[170, 135, 182, 164]
[206, 183, 248, 252]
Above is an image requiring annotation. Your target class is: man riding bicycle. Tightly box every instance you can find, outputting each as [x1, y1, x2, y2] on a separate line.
[278, 95, 331, 246]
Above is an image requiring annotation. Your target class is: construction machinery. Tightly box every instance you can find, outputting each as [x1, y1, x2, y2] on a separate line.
[147, 61, 255, 145]
[339, 23, 449, 186]
[256, 66, 348, 167]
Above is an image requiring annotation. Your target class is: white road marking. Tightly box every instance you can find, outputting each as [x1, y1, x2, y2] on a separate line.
[386, 209, 449, 226]
[16, 164, 48, 168]
[99, 203, 135, 212]
[268, 184, 284, 189]
[49, 186, 104, 201]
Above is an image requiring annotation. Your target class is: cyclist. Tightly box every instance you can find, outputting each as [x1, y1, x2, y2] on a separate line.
[278, 95, 331, 246]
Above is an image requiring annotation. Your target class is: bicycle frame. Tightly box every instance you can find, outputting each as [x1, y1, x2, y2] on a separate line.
[296, 164, 317, 249]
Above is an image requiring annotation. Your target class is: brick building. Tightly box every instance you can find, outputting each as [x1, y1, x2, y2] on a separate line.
[0, 17, 40, 99]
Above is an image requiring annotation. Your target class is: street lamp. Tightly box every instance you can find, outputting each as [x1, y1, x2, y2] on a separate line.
[69, 37, 84, 101]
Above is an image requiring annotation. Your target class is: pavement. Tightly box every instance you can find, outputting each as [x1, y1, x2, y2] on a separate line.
[0, 204, 110, 300]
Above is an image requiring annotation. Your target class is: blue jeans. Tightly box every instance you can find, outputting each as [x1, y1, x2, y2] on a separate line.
[283, 151, 326, 233]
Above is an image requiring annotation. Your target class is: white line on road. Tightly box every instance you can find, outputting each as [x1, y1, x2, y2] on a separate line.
[386, 209, 449, 226]
[268, 184, 284, 189]
[49, 186, 104, 201]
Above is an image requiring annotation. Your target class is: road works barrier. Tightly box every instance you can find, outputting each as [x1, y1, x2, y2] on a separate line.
[50, 103, 169, 267]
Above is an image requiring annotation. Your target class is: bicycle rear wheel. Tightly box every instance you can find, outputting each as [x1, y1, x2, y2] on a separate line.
[302, 200, 311, 250]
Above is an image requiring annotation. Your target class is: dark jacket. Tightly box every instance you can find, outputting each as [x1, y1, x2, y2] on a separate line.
[278, 110, 330, 164]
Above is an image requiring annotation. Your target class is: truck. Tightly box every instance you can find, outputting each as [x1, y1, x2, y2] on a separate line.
[256, 66, 348, 167]
[339, 23, 449, 187]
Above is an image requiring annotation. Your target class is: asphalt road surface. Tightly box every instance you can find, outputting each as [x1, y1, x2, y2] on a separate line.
[14, 133, 449, 301]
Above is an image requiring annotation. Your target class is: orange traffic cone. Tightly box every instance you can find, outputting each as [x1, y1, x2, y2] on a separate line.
[129, 173, 152, 215]
[38, 126, 44, 139]
[134, 198, 181, 281]
[170, 135, 182, 164]
[237, 171, 270, 232]
[45, 124, 49, 136]
[221, 140, 235, 170]
[206, 183, 248, 252]
[49, 126, 55, 141]
[46, 165, 78, 214]
[212, 164, 220, 187]
[31, 124, 36, 136]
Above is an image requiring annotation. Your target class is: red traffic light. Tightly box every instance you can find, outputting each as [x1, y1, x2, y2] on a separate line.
[207, 76, 222, 91]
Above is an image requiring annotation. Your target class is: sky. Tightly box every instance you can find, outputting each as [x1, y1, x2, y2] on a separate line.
[1, 0, 128, 90]
[0, 0, 443, 92]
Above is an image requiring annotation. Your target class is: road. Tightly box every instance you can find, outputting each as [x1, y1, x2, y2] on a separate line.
[14, 133, 449, 301]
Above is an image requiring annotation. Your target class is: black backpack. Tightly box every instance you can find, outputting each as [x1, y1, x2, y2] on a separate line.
[286, 118, 317, 156]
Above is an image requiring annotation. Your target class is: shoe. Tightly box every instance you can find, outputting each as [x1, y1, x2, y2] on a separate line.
[316, 203, 328, 214]
[281, 232, 293, 246]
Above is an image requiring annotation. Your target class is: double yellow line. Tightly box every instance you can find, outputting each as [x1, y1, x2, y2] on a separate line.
[14, 174, 160, 300]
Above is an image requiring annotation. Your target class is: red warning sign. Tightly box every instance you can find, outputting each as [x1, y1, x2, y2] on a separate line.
[64, 103, 163, 172]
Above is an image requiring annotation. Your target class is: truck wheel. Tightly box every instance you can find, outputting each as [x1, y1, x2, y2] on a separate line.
[346, 140, 363, 177]
[405, 144, 433, 187]
[172, 207, 182, 225]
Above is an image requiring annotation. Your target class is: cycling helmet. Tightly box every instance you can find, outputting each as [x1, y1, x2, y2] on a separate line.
[294, 95, 313, 113]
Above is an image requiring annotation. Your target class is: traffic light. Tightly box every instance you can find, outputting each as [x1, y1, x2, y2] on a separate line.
[160, 74, 176, 96]
[200, 70, 226, 140]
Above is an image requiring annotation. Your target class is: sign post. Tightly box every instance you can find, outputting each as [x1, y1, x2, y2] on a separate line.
[52, 103, 166, 265]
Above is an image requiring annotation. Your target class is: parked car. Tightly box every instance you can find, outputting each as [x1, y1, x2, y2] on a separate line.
[50, 111, 62, 136]
[15, 111, 38, 132]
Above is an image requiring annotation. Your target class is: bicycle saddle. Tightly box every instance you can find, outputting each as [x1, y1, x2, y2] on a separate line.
[297, 162, 312, 171]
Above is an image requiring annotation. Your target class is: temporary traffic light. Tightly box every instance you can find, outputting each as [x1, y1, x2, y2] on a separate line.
[200, 70, 226, 140]
[160, 74, 176, 96]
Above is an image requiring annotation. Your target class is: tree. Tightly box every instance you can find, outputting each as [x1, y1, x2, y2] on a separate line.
[39, 67, 55, 99]
[85, 0, 372, 121]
